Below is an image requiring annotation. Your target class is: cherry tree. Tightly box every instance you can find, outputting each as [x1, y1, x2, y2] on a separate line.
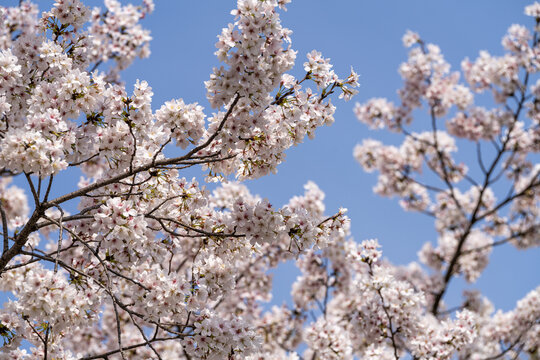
[0, 1, 537, 360]
[0, 0, 358, 358]
[349, 3, 540, 359]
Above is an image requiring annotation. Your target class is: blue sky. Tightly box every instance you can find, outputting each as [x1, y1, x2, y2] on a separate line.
[17, 0, 540, 313]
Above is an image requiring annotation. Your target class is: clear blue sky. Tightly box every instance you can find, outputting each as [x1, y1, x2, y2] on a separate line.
[21, 0, 540, 313]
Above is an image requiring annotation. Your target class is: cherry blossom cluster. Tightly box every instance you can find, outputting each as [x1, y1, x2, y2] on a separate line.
[88, 0, 154, 74]
[282, 237, 483, 359]
[43, 0, 90, 31]
[0, 264, 102, 358]
[201, 0, 358, 179]
[0, 108, 76, 177]
[305, 318, 353, 360]
[182, 310, 260, 359]
[155, 99, 206, 149]
[0, 178, 28, 229]
[0, 2, 38, 50]
[460, 286, 540, 359]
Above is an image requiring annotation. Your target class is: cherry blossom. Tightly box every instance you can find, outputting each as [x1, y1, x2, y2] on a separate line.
[0, 0, 537, 359]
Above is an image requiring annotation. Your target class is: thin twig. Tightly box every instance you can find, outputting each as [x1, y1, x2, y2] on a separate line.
[25, 173, 40, 206]
[0, 200, 9, 254]
[49, 205, 64, 273]
[43, 175, 54, 202]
